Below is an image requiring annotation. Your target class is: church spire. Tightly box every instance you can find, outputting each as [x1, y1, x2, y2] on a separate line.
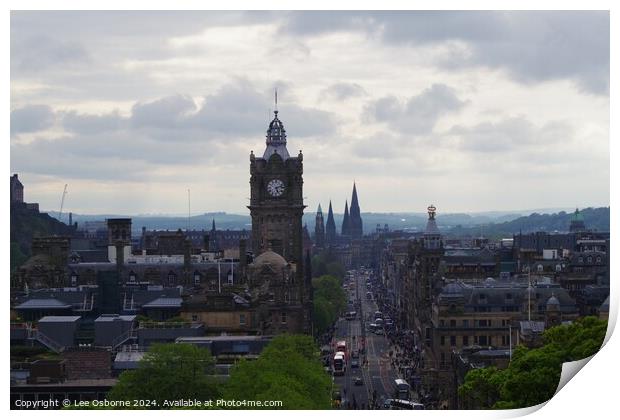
[349, 182, 363, 239]
[315, 203, 325, 250]
[342, 200, 350, 237]
[325, 200, 336, 246]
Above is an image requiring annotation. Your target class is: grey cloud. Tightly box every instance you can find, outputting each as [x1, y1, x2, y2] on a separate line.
[281, 11, 609, 95]
[11, 34, 90, 73]
[191, 82, 337, 139]
[448, 116, 570, 153]
[364, 84, 467, 134]
[11, 81, 339, 182]
[131, 95, 197, 129]
[62, 111, 124, 134]
[321, 83, 367, 101]
[11, 105, 56, 136]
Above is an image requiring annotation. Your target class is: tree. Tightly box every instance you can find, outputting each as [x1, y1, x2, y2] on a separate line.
[311, 250, 345, 281]
[107, 343, 220, 406]
[224, 335, 331, 409]
[312, 275, 347, 335]
[459, 317, 607, 409]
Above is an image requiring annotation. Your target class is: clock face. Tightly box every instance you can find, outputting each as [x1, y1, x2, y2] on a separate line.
[267, 179, 285, 197]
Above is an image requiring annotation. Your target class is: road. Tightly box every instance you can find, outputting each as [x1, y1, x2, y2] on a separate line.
[332, 269, 401, 409]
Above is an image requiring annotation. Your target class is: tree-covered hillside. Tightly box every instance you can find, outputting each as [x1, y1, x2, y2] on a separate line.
[10, 204, 74, 271]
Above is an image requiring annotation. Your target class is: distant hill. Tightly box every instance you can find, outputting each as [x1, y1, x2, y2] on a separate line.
[10, 204, 75, 271]
[446, 207, 610, 239]
[59, 207, 609, 238]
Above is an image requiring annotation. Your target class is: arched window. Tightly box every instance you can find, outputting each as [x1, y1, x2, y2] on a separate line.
[193, 271, 202, 286]
[129, 271, 137, 282]
[70, 272, 78, 287]
[537, 264, 543, 272]
[596, 256, 602, 263]
[587, 256, 593, 264]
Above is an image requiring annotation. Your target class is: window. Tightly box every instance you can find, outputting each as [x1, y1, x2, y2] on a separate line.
[596, 256, 602, 263]
[463, 320, 469, 328]
[450, 320, 456, 327]
[440, 320, 445, 327]
[70, 273, 78, 286]
[537, 264, 543, 272]
[192, 314, 198, 322]
[479, 336, 488, 346]
[587, 256, 593, 264]
[193, 271, 201, 285]
[281, 311, 287, 324]
[450, 336, 456, 346]
[129, 271, 136, 282]
[240, 314, 246, 325]
[167, 271, 177, 285]
[463, 336, 469, 346]
[440, 336, 445, 346]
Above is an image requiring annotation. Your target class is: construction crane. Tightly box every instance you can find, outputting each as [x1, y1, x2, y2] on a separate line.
[58, 184, 68, 222]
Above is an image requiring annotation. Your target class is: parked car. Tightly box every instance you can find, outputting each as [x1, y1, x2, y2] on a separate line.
[354, 376, 363, 386]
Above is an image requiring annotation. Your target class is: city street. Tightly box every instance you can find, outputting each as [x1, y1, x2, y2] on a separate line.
[332, 270, 401, 409]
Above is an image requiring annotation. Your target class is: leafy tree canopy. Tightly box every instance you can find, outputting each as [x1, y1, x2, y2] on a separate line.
[224, 335, 331, 409]
[107, 343, 220, 407]
[312, 275, 347, 335]
[459, 317, 608, 409]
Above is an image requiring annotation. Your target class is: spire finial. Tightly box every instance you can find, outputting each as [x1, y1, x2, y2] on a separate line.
[274, 88, 278, 115]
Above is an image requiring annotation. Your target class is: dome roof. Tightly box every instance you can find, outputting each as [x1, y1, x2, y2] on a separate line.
[484, 277, 497, 286]
[263, 110, 290, 159]
[441, 282, 464, 296]
[252, 250, 288, 268]
[546, 294, 560, 307]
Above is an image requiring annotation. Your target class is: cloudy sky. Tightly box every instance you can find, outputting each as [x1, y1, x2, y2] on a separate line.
[10, 11, 610, 216]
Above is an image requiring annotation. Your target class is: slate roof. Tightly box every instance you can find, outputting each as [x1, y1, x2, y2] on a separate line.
[438, 280, 577, 312]
[38, 316, 81, 322]
[15, 299, 72, 310]
[142, 297, 183, 308]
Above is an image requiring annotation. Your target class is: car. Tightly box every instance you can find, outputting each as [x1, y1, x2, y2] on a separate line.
[351, 359, 360, 368]
[354, 376, 363, 386]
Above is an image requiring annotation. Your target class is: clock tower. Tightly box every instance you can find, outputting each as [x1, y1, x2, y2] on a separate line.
[248, 109, 305, 273]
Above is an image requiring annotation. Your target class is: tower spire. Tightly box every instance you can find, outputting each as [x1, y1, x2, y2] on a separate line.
[342, 200, 350, 237]
[325, 200, 336, 246]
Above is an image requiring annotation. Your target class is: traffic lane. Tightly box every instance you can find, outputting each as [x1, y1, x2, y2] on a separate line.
[334, 313, 369, 409]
